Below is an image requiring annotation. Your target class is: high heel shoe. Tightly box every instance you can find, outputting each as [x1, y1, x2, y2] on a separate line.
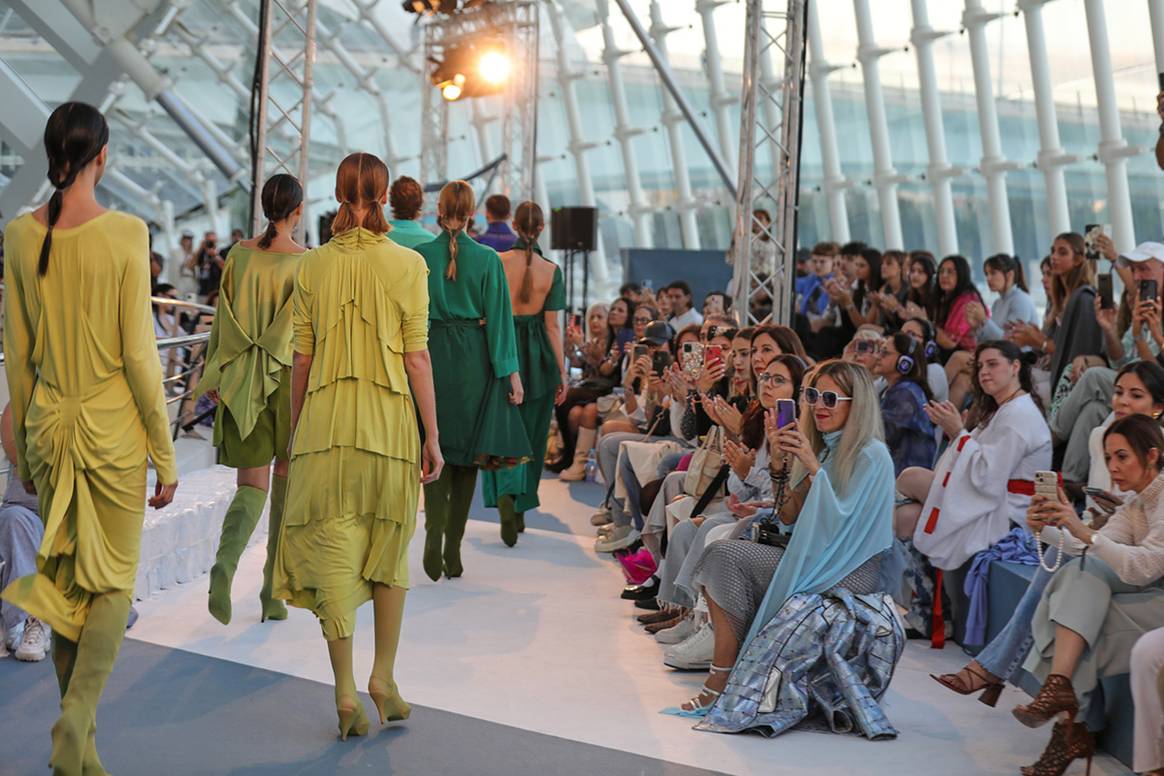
[1012, 674, 1079, 729]
[368, 677, 411, 724]
[1020, 720, 1094, 776]
[930, 662, 1004, 707]
[336, 697, 369, 741]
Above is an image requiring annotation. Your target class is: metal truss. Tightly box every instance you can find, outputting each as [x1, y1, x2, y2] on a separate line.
[419, 1, 540, 203]
[728, 0, 807, 326]
[250, 0, 318, 241]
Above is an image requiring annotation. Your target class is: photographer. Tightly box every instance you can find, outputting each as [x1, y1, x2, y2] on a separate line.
[195, 230, 225, 302]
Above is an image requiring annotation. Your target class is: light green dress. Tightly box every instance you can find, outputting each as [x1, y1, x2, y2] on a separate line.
[272, 227, 429, 641]
[196, 245, 301, 467]
[1, 211, 177, 641]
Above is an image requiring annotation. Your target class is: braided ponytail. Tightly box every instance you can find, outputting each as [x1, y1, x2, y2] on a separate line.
[513, 201, 545, 305]
[437, 180, 476, 282]
[38, 102, 109, 276]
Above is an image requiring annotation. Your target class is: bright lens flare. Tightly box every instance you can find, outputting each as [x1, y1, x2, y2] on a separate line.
[441, 82, 463, 101]
[478, 50, 511, 86]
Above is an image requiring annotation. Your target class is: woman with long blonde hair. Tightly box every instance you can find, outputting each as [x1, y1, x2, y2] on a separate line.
[481, 202, 568, 545]
[273, 152, 442, 739]
[415, 181, 530, 580]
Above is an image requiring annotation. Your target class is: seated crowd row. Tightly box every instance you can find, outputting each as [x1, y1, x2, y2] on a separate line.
[551, 234, 1164, 775]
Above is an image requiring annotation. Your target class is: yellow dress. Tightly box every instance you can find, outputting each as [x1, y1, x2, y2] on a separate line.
[1, 211, 177, 641]
[273, 227, 429, 640]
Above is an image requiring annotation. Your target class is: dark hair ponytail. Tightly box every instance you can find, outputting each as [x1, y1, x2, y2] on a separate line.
[513, 201, 545, 304]
[984, 253, 1029, 294]
[39, 102, 109, 276]
[257, 173, 303, 250]
[965, 339, 1042, 431]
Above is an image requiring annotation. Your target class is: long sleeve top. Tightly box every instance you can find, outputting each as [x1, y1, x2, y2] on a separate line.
[1049, 285, 1104, 389]
[418, 231, 519, 377]
[941, 290, 986, 351]
[1040, 469, 1164, 587]
[728, 442, 774, 503]
[913, 394, 1052, 570]
[880, 379, 937, 475]
[978, 285, 1040, 341]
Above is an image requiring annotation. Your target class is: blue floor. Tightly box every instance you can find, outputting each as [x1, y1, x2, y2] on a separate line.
[0, 639, 726, 776]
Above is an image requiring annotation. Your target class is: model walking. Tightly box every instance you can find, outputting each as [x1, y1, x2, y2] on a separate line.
[196, 174, 305, 624]
[272, 152, 442, 740]
[481, 202, 568, 545]
[1, 102, 178, 774]
[415, 181, 531, 580]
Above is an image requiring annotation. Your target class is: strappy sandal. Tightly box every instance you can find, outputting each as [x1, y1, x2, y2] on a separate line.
[930, 661, 1004, 707]
[661, 664, 732, 718]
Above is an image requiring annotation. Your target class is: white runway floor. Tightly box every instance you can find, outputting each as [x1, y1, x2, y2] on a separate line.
[128, 477, 1127, 776]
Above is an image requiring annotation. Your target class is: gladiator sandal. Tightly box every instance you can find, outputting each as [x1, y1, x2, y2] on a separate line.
[1012, 673, 1079, 729]
[662, 664, 732, 718]
[1020, 720, 1094, 776]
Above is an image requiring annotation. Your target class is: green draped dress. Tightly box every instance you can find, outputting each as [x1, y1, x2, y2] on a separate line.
[482, 263, 566, 512]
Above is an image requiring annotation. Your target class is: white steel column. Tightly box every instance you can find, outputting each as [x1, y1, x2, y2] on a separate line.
[806, 0, 850, 243]
[1083, 0, 1136, 252]
[548, 1, 608, 280]
[695, 0, 737, 171]
[1018, 0, 1072, 237]
[598, 0, 652, 247]
[1151, 0, 1164, 72]
[649, 0, 700, 248]
[909, 0, 958, 256]
[962, 0, 1014, 255]
[852, 0, 903, 249]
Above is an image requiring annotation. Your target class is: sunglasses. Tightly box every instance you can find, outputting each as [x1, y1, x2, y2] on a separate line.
[804, 387, 853, 408]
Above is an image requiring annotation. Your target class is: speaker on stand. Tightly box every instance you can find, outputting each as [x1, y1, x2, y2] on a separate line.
[551, 206, 598, 319]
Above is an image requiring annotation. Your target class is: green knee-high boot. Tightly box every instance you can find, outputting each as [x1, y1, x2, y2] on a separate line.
[422, 472, 452, 582]
[50, 593, 130, 776]
[443, 465, 478, 578]
[208, 485, 268, 625]
[52, 636, 107, 776]
[260, 475, 289, 622]
[498, 496, 519, 548]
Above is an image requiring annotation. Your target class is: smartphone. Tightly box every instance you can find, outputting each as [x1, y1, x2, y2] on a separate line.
[1141, 279, 1158, 302]
[855, 339, 876, 354]
[1097, 273, 1114, 310]
[1082, 486, 1108, 498]
[571, 313, 582, 329]
[704, 344, 724, 364]
[1034, 471, 1059, 500]
[633, 344, 648, 361]
[1158, 71, 1164, 92]
[1084, 224, 1102, 261]
[651, 350, 672, 376]
[775, 398, 796, 429]
[680, 342, 703, 375]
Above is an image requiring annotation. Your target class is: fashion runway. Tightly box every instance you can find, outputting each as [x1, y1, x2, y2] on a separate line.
[0, 476, 1128, 775]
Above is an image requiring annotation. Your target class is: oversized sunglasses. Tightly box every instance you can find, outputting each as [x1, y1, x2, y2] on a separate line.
[804, 387, 853, 408]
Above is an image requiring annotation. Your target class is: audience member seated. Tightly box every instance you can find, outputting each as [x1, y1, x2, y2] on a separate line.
[666, 281, 703, 331]
[901, 317, 950, 403]
[664, 361, 894, 714]
[1042, 233, 1103, 399]
[872, 333, 937, 475]
[902, 252, 938, 324]
[932, 361, 1164, 708]
[1013, 415, 1164, 774]
[650, 355, 807, 641]
[868, 249, 909, 327]
[828, 246, 881, 329]
[0, 405, 49, 662]
[1050, 241, 1164, 483]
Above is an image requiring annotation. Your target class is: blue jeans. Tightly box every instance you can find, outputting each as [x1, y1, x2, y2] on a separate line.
[976, 564, 1054, 680]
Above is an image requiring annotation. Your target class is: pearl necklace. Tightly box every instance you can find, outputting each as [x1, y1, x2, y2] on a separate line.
[1036, 527, 1065, 573]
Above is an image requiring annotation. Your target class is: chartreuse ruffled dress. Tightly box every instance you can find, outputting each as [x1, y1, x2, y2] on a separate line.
[272, 227, 430, 641]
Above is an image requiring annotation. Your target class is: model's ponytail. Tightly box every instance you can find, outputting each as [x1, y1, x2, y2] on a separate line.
[38, 102, 109, 276]
[437, 180, 475, 281]
[513, 201, 545, 304]
[257, 173, 303, 249]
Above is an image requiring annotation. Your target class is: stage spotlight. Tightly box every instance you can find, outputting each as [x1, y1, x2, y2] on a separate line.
[477, 48, 511, 86]
[441, 81, 463, 101]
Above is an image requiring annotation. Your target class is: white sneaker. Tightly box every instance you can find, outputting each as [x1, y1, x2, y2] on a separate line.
[14, 617, 49, 662]
[590, 509, 613, 526]
[655, 614, 699, 645]
[5, 620, 23, 653]
[664, 621, 714, 670]
[594, 525, 640, 553]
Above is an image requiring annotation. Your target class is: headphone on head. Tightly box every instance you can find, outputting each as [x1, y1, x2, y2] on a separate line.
[896, 337, 921, 375]
[910, 318, 939, 360]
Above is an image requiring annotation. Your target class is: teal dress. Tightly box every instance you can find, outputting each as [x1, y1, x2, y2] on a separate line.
[482, 263, 566, 512]
[414, 231, 531, 467]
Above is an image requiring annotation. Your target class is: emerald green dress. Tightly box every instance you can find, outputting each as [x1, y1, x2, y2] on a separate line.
[482, 263, 566, 512]
[414, 231, 531, 467]
[196, 245, 300, 467]
[273, 227, 430, 641]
